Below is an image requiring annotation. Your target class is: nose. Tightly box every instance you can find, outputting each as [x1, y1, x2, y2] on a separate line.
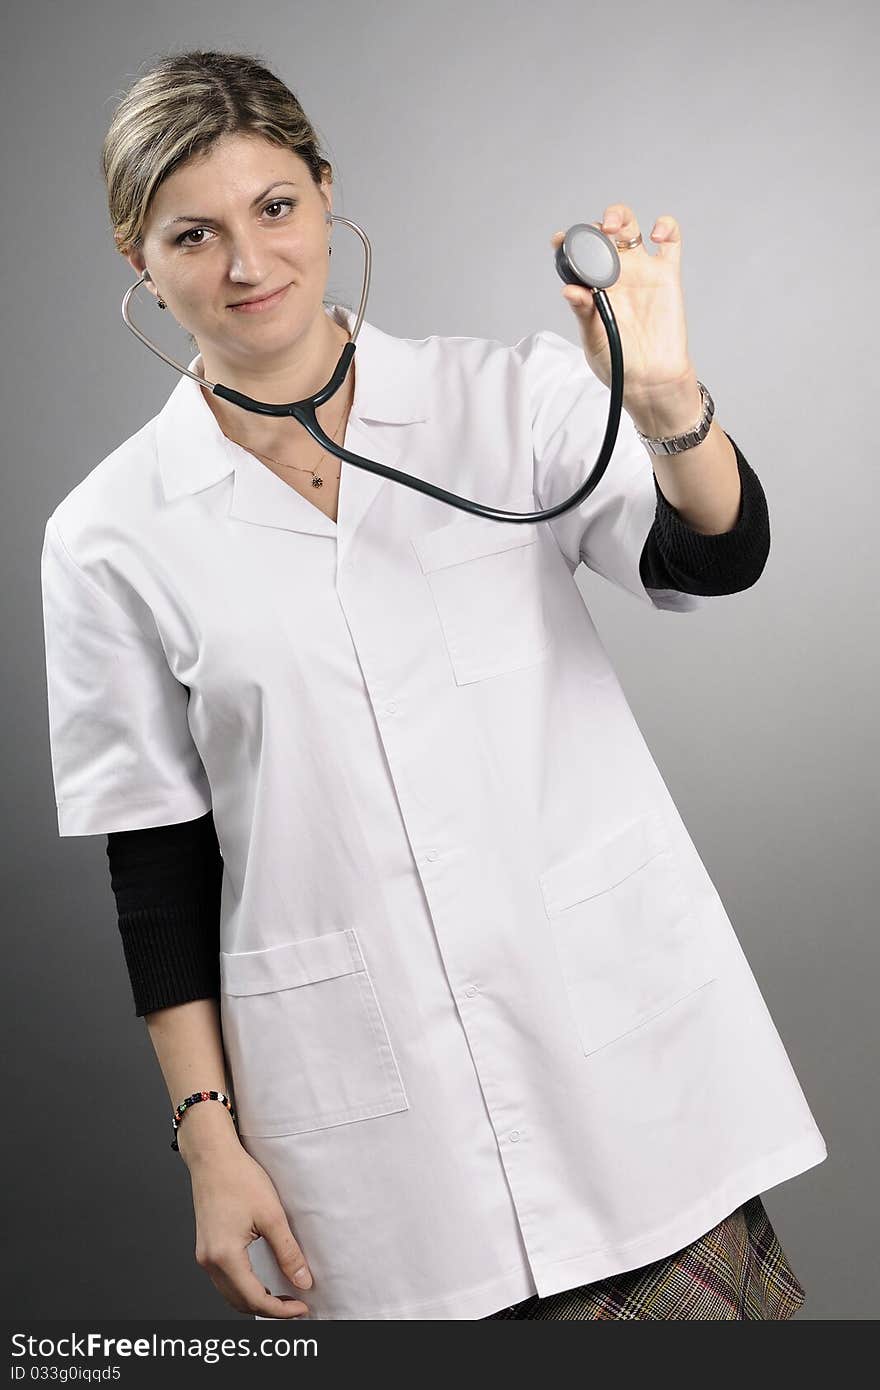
[227, 245, 268, 283]
[224, 228, 272, 284]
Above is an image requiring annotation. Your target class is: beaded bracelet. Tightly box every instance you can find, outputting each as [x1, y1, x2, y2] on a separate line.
[170, 1089, 237, 1151]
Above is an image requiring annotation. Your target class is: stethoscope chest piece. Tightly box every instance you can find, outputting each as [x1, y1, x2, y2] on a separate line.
[554, 222, 621, 291]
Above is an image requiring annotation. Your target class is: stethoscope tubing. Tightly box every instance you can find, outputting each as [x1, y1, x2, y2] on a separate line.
[121, 214, 623, 524]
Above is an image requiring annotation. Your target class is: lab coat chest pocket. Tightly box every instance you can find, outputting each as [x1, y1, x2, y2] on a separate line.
[220, 929, 409, 1137]
[411, 513, 551, 685]
[539, 811, 718, 1058]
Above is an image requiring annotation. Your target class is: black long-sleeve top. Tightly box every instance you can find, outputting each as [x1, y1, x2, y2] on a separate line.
[108, 434, 770, 1016]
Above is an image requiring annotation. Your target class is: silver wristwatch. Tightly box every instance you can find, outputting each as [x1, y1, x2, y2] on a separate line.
[634, 379, 714, 455]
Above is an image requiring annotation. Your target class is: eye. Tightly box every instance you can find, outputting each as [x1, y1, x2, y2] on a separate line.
[264, 198, 295, 220]
[176, 227, 210, 248]
[175, 198, 297, 247]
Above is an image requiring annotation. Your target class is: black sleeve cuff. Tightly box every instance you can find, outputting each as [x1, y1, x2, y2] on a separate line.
[118, 900, 221, 1017]
[639, 432, 771, 597]
[106, 811, 222, 1017]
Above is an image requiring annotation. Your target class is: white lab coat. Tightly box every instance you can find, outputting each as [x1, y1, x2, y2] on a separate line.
[40, 304, 827, 1320]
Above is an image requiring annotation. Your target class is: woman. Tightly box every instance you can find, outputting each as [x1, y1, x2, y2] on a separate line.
[41, 49, 826, 1320]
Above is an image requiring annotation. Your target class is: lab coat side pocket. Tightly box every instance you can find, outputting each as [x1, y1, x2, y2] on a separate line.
[538, 811, 718, 1058]
[220, 928, 409, 1137]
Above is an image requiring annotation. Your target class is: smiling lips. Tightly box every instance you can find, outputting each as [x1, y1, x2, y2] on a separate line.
[229, 283, 291, 313]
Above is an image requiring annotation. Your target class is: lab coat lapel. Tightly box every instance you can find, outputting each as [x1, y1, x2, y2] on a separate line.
[224, 415, 407, 558]
[156, 304, 428, 556]
[335, 418, 408, 570]
[334, 302, 428, 565]
[227, 447, 338, 539]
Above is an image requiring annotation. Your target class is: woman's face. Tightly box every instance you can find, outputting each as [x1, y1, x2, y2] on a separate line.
[127, 132, 335, 369]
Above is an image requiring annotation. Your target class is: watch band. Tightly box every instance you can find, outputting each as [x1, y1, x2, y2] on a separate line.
[634, 380, 715, 455]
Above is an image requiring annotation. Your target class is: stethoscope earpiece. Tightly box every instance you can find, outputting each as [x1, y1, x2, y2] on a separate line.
[554, 223, 621, 291]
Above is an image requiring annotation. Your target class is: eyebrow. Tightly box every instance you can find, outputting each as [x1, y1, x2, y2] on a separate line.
[163, 180, 299, 228]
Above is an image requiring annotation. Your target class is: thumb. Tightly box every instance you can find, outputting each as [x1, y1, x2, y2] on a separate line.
[258, 1206, 313, 1290]
[561, 282, 597, 315]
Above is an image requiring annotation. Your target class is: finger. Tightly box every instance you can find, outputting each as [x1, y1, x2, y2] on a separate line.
[553, 207, 653, 246]
[648, 213, 682, 259]
[561, 282, 596, 312]
[601, 205, 641, 245]
[210, 1246, 310, 1318]
[550, 217, 630, 248]
[649, 213, 679, 240]
[258, 1208, 314, 1291]
[601, 203, 632, 232]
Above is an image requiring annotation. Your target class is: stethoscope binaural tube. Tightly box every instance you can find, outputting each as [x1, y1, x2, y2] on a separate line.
[121, 216, 624, 524]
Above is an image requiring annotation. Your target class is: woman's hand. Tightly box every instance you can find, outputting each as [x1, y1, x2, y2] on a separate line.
[550, 205, 697, 417]
[188, 1144, 314, 1318]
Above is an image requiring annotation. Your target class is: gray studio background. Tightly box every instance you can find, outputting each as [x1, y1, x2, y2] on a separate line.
[3, 0, 877, 1320]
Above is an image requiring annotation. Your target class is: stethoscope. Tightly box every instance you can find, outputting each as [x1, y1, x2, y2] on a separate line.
[121, 215, 625, 525]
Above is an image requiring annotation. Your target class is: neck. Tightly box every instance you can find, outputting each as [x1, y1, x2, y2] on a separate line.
[197, 310, 353, 460]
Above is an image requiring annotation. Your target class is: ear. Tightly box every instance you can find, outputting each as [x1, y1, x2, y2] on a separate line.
[125, 248, 148, 280]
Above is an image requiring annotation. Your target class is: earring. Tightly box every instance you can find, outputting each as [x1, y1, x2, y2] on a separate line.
[157, 297, 167, 310]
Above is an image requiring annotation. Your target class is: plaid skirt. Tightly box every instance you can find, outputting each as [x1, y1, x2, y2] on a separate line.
[482, 1195, 806, 1319]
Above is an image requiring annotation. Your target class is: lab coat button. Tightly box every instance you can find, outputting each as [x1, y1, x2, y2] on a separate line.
[426, 848, 440, 862]
[385, 701, 398, 715]
[509, 1131, 520, 1143]
[465, 985, 478, 997]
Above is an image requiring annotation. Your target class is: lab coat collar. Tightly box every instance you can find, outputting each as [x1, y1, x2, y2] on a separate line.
[155, 303, 429, 551]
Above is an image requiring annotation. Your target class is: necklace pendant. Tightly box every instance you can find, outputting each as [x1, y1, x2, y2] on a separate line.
[311, 474, 323, 488]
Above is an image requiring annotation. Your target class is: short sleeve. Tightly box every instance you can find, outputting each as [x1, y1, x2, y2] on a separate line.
[513, 328, 706, 612]
[40, 514, 212, 836]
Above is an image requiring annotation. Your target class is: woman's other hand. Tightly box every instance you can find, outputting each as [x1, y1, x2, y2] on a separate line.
[183, 1128, 314, 1318]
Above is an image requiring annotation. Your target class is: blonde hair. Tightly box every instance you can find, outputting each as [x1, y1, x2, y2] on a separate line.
[102, 48, 335, 258]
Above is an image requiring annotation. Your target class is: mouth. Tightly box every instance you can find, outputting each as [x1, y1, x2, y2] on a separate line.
[228, 283, 292, 312]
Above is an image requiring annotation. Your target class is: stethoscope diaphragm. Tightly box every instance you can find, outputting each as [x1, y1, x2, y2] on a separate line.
[554, 222, 621, 292]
